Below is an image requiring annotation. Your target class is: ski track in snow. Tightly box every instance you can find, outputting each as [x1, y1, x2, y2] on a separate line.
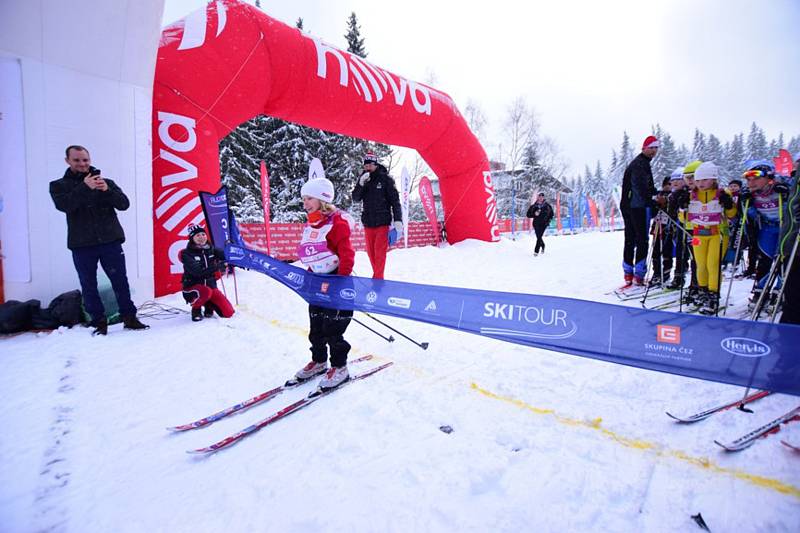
[1, 231, 798, 532]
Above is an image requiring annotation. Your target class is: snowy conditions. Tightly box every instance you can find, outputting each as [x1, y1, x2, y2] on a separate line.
[2, 230, 799, 532]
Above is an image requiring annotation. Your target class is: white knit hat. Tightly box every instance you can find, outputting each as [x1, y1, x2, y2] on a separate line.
[694, 161, 719, 181]
[670, 166, 685, 181]
[301, 177, 335, 203]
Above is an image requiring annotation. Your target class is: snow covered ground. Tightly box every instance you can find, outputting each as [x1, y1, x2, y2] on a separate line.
[2, 230, 799, 532]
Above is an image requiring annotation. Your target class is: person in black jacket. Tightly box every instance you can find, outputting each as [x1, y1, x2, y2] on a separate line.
[49, 145, 148, 335]
[526, 193, 554, 256]
[352, 152, 403, 279]
[619, 135, 662, 286]
[180, 225, 235, 322]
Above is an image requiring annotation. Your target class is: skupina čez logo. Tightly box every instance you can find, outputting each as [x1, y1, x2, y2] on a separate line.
[720, 337, 771, 358]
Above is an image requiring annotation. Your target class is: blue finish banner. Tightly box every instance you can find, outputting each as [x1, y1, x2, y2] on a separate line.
[204, 187, 800, 396]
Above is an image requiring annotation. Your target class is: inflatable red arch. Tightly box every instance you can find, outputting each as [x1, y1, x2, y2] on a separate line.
[152, 0, 498, 296]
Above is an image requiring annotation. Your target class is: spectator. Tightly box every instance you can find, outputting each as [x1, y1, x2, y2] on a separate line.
[620, 135, 661, 286]
[526, 192, 554, 256]
[352, 152, 403, 279]
[49, 145, 148, 335]
[180, 225, 235, 322]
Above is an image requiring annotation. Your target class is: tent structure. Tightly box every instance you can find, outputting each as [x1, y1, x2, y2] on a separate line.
[0, 0, 165, 304]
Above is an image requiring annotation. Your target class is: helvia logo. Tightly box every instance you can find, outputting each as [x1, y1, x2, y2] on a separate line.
[720, 337, 771, 358]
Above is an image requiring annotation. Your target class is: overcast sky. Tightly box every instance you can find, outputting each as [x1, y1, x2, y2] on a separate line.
[162, 0, 800, 176]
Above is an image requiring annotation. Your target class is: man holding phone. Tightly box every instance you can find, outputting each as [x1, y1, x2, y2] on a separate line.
[49, 145, 148, 335]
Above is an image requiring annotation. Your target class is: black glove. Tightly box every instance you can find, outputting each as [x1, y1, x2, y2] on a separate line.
[738, 188, 752, 203]
[720, 192, 734, 210]
[773, 182, 790, 195]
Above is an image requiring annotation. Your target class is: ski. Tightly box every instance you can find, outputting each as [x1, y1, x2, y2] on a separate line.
[187, 361, 394, 454]
[714, 405, 800, 452]
[781, 440, 800, 452]
[666, 390, 772, 423]
[168, 355, 374, 432]
[613, 286, 647, 300]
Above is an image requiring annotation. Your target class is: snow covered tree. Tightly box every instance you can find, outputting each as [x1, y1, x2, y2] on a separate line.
[690, 129, 707, 161]
[344, 12, 366, 58]
[502, 97, 539, 171]
[746, 122, 768, 160]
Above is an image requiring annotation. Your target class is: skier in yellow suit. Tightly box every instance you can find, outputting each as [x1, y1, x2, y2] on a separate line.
[687, 162, 736, 314]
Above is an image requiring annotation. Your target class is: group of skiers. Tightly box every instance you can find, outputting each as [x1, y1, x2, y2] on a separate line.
[622, 136, 800, 321]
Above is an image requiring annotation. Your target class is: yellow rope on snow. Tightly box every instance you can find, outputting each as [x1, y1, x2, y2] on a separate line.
[470, 382, 800, 500]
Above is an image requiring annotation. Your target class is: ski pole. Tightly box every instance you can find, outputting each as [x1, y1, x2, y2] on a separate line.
[231, 266, 239, 305]
[363, 311, 429, 350]
[640, 219, 661, 306]
[220, 273, 227, 298]
[722, 200, 749, 315]
[750, 254, 781, 321]
[769, 232, 800, 322]
[353, 318, 395, 343]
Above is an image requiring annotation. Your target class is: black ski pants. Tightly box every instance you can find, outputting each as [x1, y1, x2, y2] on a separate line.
[622, 207, 649, 272]
[308, 304, 352, 368]
[533, 224, 547, 254]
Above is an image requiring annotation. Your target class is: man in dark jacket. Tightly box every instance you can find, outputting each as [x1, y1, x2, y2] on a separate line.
[620, 135, 661, 285]
[352, 151, 403, 279]
[49, 145, 148, 335]
[778, 153, 800, 325]
[526, 193, 554, 256]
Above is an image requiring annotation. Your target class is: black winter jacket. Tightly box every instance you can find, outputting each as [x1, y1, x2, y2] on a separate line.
[180, 244, 226, 289]
[526, 201, 554, 227]
[620, 153, 656, 210]
[49, 167, 130, 249]
[352, 165, 403, 228]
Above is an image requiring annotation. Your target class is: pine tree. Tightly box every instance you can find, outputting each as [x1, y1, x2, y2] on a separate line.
[344, 12, 366, 58]
[788, 136, 800, 156]
[690, 129, 707, 161]
[650, 125, 679, 182]
[746, 122, 768, 161]
[296, 17, 304, 30]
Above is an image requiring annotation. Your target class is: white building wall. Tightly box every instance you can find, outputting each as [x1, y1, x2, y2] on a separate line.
[0, 0, 164, 304]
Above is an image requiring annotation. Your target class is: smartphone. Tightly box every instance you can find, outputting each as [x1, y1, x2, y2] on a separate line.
[91, 169, 102, 179]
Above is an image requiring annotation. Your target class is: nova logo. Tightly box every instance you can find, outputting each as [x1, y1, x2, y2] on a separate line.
[387, 297, 411, 309]
[720, 337, 771, 358]
[340, 288, 356, 300]
[366, 291, 378, 304]
[483, 171, 500, 241]
[656, 325, 681, 344]
[312, 37, 432, 115]
[155, 111, 206, 274]
[161, 1, 227, 51]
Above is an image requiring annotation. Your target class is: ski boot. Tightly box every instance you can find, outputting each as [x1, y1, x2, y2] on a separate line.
[318, 365, 350, 391]
[667, 276, 685, 290]
[699, 291, 719, 315]
[287, 361, 328, 387]
[191, 307, 203, 322]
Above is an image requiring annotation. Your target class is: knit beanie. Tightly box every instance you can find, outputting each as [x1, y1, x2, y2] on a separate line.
[301, 177, 335, 203]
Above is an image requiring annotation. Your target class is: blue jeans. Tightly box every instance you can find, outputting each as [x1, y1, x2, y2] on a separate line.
[71, 241, 136, 323]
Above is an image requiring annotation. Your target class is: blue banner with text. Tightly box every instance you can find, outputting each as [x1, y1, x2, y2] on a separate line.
[203, 187, 800, 396]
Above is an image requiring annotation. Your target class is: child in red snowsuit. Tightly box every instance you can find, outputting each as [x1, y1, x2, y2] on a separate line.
[180, 225, 235, 322]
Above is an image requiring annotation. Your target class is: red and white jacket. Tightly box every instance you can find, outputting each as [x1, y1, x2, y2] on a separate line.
[296, 210, 354, 275]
